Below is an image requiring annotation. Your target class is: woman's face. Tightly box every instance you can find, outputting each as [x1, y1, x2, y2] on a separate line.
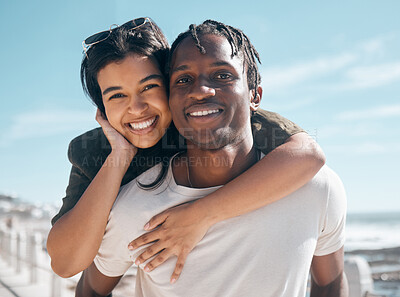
[97, 54, 172, 148]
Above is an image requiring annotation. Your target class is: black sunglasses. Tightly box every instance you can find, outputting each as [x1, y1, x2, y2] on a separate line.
[82, 17, 151, 56]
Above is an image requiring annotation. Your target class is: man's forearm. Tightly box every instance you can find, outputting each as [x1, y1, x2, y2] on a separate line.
[310, 272, 349, 297]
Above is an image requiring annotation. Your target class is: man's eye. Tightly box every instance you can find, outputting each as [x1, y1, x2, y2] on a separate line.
[215, 73, 232, 80]
[109, 93, 126, 100]
[176, 77, 191, 84]
[143, 84, 159, 91]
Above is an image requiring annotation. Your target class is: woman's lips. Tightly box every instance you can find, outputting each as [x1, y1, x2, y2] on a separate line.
[125, 116, 158, 135]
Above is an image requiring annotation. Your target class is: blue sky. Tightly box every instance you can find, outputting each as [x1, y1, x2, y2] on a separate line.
[0, 0, 399, 213]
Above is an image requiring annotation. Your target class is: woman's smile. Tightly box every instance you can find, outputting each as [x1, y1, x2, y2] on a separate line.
[97, 54, 172, 148]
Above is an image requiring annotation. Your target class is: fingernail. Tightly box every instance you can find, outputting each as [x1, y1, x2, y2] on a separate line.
[144, 266, 150, 272]
[171, 278, 176, 284]
[135, 259, 140, 265]
[128, 245, 134, 250]
[144, 223, 150, 230]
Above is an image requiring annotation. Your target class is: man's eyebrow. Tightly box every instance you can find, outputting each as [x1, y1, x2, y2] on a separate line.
[171, 61, 234, 75]
[170, 65, 189, 75]
[103, 86, 122, 96]
[210, 61, 233, 67]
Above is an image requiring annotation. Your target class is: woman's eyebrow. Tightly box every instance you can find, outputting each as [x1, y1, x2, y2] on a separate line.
[140, 74, 164, 84]
[103, 86, 122, 96]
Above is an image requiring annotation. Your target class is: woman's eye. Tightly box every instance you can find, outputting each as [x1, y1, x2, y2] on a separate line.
[143, 84, 159, 92]
[109, 93, 126, 100]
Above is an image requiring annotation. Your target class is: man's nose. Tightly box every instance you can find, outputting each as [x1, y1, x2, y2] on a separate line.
[189, 77, 216, 100]
[127, 96, 149, 115]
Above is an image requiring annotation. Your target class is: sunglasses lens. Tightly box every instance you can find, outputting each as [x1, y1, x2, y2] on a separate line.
[85, 31, 110, 45]
[122, 17, 147, 30]
[133, 17, 146, 26]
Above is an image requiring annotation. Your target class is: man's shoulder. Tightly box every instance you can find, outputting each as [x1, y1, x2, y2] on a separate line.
[67, 127, 111, 177]
[302, 165, 346, 203]
[293, 165, 343, 199]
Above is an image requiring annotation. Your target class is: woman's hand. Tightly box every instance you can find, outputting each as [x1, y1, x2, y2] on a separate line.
[96, 109, 137, 159]
[128, 202, 212, 284]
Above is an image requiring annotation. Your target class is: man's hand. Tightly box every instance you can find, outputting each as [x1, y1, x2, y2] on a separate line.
[128, 202, 212, 284]
[310, 246, 349, 297]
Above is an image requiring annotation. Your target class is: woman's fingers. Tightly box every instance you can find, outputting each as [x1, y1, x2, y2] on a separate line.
[128, 230, 160, 250]
[143, 249, 172, 272]
[144, 211, 169, 231]
[170, 250, 189, 284]
[135, 241, 165, 266]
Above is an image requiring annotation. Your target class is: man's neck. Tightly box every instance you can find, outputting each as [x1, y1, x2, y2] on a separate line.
[173, 133, 258, 188]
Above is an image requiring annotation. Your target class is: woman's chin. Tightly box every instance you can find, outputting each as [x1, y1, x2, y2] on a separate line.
[129, 135, 163, 149]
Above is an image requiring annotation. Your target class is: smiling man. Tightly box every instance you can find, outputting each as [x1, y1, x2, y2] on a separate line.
[78, 20, 348, 297]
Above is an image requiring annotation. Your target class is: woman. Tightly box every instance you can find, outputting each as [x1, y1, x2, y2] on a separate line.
[47, 17, 325, 286]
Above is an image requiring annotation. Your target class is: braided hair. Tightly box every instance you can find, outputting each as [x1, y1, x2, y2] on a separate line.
[168, 19, 262, 97]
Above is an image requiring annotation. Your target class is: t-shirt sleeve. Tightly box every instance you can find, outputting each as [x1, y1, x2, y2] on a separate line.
[251, 109, 306, 155]
[93, 211, 134, 277]
[314, 169, 347, 256]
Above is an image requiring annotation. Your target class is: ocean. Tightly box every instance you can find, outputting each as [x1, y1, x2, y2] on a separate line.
[345, 212, 400, 251]
[345, 212, 400, 297]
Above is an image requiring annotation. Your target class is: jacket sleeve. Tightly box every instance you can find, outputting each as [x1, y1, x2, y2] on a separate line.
[51, 128, 110, 225]
[51, 164, 91, 225]
[252, 109, 306, 155]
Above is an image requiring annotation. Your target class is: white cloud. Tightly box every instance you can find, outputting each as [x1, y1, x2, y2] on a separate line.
[260, 35, 400, 94]
[338, 62, 400, 89]
[335, 104, 400, 121]
[0, 109, 96, 147]
[325, 142, 400, 155]
[261, 53, 356, 92]
[317, 122, 382, 139]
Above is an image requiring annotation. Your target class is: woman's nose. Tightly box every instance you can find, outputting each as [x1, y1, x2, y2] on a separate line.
[127, 96, 149, 115]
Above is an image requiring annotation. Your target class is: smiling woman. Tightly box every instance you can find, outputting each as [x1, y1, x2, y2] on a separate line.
[98, 55, 171, 148]
[46, 17, 326, 296]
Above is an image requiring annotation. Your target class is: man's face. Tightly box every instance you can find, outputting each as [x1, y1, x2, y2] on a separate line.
[169, 34, 257, 150]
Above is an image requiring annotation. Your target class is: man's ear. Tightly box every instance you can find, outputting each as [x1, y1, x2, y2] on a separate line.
[250, 86, 262, 112]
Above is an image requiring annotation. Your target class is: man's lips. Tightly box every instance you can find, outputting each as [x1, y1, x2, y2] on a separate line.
[185, 104, 224, 118]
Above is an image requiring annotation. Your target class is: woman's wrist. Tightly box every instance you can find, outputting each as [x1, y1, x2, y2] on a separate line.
[106, 149, 135, 170]
[189, 198, 222, 229]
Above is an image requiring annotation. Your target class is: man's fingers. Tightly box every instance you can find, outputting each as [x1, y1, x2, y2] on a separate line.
[128, 230, 160, 250]
[143, 249, 171, 273]
[145, 212, 168, 231]
[134, 242, 165, 266]
[170, 251, 189, 284]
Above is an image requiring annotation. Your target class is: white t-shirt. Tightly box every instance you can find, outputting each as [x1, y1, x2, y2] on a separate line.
[94, 155, 346, 297]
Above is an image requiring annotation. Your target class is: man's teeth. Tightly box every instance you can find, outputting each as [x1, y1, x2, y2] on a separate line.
[129, 117, 156, 130]
[189, 109, 219, 117]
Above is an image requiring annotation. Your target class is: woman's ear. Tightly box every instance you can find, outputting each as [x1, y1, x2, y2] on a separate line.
[250, 86, 262, 112]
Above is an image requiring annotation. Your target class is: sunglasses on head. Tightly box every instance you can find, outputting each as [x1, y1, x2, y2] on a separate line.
[82, 17, 151, 57]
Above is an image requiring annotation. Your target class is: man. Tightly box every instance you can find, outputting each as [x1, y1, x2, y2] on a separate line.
[77, 20, 348, 297]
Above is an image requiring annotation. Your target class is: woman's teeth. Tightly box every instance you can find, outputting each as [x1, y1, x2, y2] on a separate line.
[129, 117, 156, 130]
[189, 109, 219, 117]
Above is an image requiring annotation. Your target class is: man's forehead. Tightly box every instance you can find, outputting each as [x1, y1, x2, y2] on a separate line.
[171, 34, 245, 69]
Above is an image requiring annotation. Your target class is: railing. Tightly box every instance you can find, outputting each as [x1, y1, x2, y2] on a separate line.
[0, 227, 77, 297]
